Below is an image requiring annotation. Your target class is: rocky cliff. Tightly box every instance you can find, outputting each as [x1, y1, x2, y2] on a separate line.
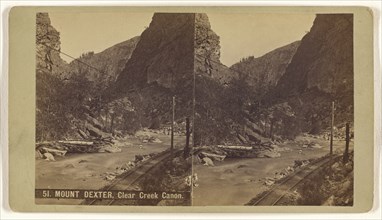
[36, 13, 117, 140]
[115, 13, 195, 92]
[230, 41, 300, 98]
[194, 14, 235, 84]
[109, 13, 238, 136]
[262, 14, 354, 134]
[68, 36, 140, 86]
[113, 12, 234, 92]
[36, 13, 69, 76]
[109, 13, 202, 129]
[195, 14, 354, 144]
[273, 14, 353, 100]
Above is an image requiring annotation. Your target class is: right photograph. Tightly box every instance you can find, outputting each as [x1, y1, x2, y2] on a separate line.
[192, 13, 354, 206]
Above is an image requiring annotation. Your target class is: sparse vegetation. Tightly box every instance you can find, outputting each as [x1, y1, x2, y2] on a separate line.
[297, 154, 354, 206]
[139, 153, 192, 206]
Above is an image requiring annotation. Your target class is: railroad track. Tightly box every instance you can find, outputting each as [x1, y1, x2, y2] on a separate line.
[82, 148, 182, 206]
[249, 154, 341, 206]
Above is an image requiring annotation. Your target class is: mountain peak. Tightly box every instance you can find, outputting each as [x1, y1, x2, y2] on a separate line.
[115, 13, 196, 92]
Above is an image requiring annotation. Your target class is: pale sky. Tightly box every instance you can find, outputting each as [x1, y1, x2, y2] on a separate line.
[49, 12, 315, 66]
[208, 13, 315, 66]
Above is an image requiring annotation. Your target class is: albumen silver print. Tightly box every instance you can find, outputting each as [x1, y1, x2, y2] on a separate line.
[34, 10, 354, 206]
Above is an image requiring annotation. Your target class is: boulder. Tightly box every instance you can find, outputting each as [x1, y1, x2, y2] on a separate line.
[105, 175, 116, 181]
[286, 166, 294, 172]
[43, 153, 55, 161]
[259, 150, 281, 158]
[85, 113, 103, 130]
[122, 161, 136, 170]
[98, 145, 121, 153]
[152, 138, 162, 143]
[184, 175, 192, 186]
[65, 163, 75, 168]
[301, 160, 310, 167]
[331, 162, 341, 171]
[274, 173, 286, 180]
[311, 143, 323, 149]
[135, 154, 144, 162]
[114, 169, 125, 175]
[323, 195, 335, 206]
[344, 162, 353, 172]
[202, 157, 214, 166]
[244, 118, 264, 134]
[192, 173, 199, 187]
[85, 122, 111, 139]
[264, 179, 275, 186]
[274, 146, 292, 152]
[245, 129, 263, 143]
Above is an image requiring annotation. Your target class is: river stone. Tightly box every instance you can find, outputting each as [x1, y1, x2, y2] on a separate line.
[105, 175, 116, 181]
[152, 138, 162, 143]
[101, 146, 122, 153]
[202, 157, 214, 166]
[263, 150, 281, 158]
[43, 152, 55, 161]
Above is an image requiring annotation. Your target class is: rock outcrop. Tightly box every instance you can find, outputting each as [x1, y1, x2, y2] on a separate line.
[36, 12, 69, 76]
[68, 36, 140, 86]
[110, 13, 239, 130]
[267, 14, 354, 128]
[115, 13, 195, 91]
[36, 13, 117, 140]
[194, 14, 235, 84]
[109, 13, 203, 129]
[230, 41, 300, 98]
[273, 14, 353, 100]
[114, 12, 234, 92]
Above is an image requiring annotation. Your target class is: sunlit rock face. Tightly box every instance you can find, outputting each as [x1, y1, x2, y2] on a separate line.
[194, 13, 234, 84]
[115, 13, 196, 91]
[36, 12, 68, 76]
[267, 14, 354, 128]
[230, 41, 301, 98]
[273, 14, 353, 99]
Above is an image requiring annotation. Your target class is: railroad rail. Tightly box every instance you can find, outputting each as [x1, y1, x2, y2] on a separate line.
[82, 148, 182, 205]
[249, 154, 341, 206]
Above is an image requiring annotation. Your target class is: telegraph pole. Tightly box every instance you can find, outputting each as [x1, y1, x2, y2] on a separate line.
[343, 122, 350, 163]
[171, 96, 175, 153]
[184, 117, 191, 158]
[192, 63, 196, 149]
[330, 101, 335, 156]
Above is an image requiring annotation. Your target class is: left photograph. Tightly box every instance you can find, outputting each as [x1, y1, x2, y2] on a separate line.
[35, 12, 194, 206]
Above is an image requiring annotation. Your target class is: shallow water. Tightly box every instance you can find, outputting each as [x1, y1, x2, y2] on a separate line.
[192, 138, 353, 206]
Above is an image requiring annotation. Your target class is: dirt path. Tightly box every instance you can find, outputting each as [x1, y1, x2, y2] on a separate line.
[192, 136, 353, 206]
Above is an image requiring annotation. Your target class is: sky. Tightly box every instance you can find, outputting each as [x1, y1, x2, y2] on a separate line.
[49, 12, 315, 66]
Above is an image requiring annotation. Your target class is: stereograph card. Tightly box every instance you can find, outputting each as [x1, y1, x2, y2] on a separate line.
[7, 6, 375, 212]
